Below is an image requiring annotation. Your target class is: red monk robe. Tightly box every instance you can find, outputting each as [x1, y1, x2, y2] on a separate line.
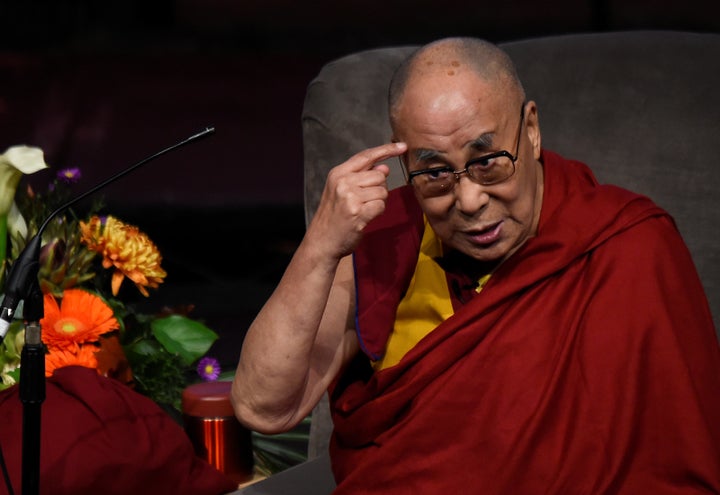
[0, 366, 237, 495]
[329, 150, 720, 494]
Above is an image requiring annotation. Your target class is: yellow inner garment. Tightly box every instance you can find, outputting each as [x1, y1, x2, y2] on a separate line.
[372, 219, 490, 370]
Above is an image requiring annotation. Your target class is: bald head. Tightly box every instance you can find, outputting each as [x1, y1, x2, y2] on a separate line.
[388, 38, 525, 130]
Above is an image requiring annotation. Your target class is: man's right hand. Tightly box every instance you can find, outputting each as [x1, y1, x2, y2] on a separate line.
[231, 142, 407, 433]
[306, 142, 408, 260]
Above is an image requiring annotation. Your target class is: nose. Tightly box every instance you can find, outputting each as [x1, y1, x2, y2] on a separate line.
[453, 174, 489, 215]
[452, 169, 470, 181]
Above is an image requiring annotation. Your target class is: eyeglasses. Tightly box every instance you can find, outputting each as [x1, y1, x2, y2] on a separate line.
[404, 103, 526, 198]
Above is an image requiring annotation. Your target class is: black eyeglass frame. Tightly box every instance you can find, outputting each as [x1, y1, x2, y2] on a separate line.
[404, 102, 527, 189]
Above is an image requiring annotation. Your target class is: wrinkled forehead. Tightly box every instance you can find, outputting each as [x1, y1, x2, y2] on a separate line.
[396, 69, 515, 125]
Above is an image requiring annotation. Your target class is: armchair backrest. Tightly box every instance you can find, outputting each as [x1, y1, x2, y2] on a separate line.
[301, 30, 720, 458]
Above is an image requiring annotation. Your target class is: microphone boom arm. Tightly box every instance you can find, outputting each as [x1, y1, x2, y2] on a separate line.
[0, 126, 215, 341]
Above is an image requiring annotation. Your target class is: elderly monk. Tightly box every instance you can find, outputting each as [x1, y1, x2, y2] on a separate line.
[231, 37, 720, 493]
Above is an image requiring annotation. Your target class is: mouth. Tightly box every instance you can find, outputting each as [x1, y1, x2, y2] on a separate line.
[464, 221, 503, 246]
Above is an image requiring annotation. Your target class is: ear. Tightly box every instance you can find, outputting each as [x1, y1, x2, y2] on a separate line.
[524, 100, 542, 160]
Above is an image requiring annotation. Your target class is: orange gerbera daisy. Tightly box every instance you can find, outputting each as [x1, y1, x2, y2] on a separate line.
[41, 289, 119, 353]
[79, 215, 166, 297]
[44, 344, 99, 377]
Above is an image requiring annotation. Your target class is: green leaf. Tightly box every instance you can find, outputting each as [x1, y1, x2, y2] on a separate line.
[217, 369, 235, 381]
[250, 414, 310, 475]
[125, 338, 162, 359]
[150, 314, 218, 365]
[0, 321, 25, 361]
[253, 438, 308, 463]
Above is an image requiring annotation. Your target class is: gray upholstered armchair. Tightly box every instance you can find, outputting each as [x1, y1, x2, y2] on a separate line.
[234, 30, 720, 494]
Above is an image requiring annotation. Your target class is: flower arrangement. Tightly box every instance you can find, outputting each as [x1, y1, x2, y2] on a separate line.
[0, 145, 223, 415]
[0, 144, 310, 477]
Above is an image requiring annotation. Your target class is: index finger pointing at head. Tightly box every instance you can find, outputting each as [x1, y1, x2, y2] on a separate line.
[345, 142, 407, 172]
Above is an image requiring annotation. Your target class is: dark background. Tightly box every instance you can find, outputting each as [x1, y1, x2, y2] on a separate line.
[1, 0, 718, 370]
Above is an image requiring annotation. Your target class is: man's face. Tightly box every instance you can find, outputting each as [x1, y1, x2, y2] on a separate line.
[393, 70, 544, 264]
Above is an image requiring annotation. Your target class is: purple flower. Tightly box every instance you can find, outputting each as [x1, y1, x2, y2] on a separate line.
[57, 167, 81, 183]
[197, 356, 221, 381]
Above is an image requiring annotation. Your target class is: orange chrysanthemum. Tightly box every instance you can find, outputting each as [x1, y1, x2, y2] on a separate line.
[41, 289, 119, 351]
[79, 215, 166, 297]
[44, 344, 99, 377]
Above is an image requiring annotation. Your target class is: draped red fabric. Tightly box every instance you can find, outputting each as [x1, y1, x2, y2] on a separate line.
[0, 366, 238, 495]
[332, 150, 720, 494]
[352, 185, 424, 360]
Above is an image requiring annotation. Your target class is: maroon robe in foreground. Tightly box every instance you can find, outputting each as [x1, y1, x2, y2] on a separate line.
[0, 366, 237, 495]
[330, 150, 720, 494]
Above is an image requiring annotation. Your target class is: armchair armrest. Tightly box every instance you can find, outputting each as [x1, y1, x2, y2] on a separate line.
[231, 454, 335, 494]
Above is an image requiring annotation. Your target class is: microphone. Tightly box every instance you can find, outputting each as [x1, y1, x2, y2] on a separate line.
[0, 237, 41, 339]
[0, 126, 216, 341]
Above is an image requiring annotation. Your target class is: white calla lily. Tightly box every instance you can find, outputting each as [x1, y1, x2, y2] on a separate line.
[1, 145, 49, 286]
[7, 202, 27, 240]
[0, 145, 48, 216]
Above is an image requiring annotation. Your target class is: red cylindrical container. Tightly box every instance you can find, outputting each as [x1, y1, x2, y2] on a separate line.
[182, 381, 254, 485]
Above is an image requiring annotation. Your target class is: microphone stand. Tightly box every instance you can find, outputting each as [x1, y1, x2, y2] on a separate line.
[0, 127, 215, 495]
[19, 276, 43, 495]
